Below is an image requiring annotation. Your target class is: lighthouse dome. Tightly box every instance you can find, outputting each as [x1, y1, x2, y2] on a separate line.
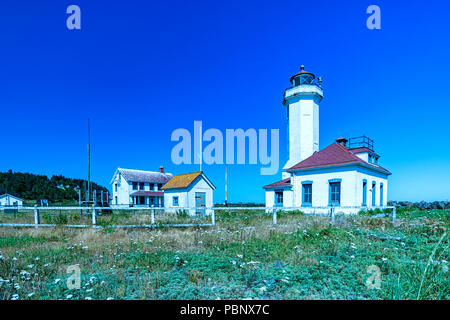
[290, 65, 315, 86]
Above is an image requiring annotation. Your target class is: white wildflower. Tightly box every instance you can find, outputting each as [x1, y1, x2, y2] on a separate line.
[54, 278, 61, 284]
[11, 294, 19, 300]
[66, 294, 73, 299]
[85, 297, 92, 300]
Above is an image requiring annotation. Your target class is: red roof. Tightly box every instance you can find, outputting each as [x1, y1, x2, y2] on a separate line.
[130, 191, 164, 196]
[289, 65, 315, 82]
[263, 178, 292, 189]
[287, 142, 391, 174]
[118, 168, 172, 184]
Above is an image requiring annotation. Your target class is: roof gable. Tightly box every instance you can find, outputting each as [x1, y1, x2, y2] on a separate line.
[111, 168, 173, 184]
[287, 142, 391, 175]
[162, 171, 215, 190]
[263, 178, 292, 189]
[0, 193, 23, 201]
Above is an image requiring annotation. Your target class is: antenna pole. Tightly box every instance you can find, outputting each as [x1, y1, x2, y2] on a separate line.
[87, 118, 91, 204]
[199, 129, 202, 172]
[225, 166, 228, 206]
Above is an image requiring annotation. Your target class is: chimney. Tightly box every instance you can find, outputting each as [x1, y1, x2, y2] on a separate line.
[336, 137, 348, 147]
[159, 166, 164, 173]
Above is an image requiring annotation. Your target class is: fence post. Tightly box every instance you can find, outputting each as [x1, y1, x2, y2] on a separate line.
[272, 207, 277, 225]
[151, 206, 155, 225]
[92, 206, 97, 226]
[330, 207, 335, 225]
[392, 206, 396, 224]
[34, 205, 40, 229]
[211, 209, 215, 226]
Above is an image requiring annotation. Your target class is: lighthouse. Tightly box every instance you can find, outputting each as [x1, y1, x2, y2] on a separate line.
[282, 65, 323, 178]
[264, 66, 390, 213]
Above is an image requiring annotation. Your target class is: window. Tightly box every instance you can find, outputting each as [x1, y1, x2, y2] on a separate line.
[115, 184, 118, 192]
[302, 183, 312, 206]
[173, 196, 179, 206]
[275, 191, 283, 206]
[380, 183, 384, 205]
[139, 182, 145, 190]
[157, 184, 163, 190]
[115, 196, 118, 205]
[362, 180, 367, 206]
[329, 181, 341, 206]
[372, 182, 376, 206]
[132, 182, 138, 190]
[149, 183, 154, 190]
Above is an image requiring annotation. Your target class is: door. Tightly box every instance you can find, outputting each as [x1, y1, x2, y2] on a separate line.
[195, 192, 206, 216]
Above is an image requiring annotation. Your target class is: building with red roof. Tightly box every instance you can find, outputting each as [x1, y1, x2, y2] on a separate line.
[264, 67, 391, 213]
[110, 167, 173, 207]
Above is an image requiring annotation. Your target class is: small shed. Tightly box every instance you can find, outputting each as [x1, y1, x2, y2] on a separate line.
[162, 171, 215, 216]
[0, 193, 24, 207]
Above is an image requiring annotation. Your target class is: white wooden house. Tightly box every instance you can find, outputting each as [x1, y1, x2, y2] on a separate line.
[110, 167, 173, 207]
[0, 193, 24, 207]
[264, 66, 391, 214]
[162, 171, 215, 216]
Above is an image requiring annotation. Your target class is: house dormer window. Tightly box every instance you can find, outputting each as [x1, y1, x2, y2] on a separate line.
[139, 182, 145, 190]
[132, 182, 138, 190]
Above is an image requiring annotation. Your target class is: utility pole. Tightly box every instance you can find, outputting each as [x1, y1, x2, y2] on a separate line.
[225, 166, 228, 206]
[199, 129, 202, 172]
[87, 118, 91, 204]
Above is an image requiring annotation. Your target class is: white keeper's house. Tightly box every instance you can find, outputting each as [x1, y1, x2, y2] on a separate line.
[263, 66, 391, 214]
[111, 167, 173, 207]
[111, 168, 215, 215]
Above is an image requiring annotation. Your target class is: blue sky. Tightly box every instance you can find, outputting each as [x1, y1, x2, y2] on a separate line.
[1, 0, 449, 203]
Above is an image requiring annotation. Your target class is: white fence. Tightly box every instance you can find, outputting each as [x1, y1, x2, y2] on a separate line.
[0, 205, 396, 229]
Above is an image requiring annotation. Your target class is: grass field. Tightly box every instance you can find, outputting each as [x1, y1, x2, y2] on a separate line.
[0, 209, 448, 300]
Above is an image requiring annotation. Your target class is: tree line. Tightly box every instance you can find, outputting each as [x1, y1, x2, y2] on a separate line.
[0, 170, 109, 203]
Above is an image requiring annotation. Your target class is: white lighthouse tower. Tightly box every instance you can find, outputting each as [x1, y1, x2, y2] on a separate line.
[282, 65, 323, 178]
